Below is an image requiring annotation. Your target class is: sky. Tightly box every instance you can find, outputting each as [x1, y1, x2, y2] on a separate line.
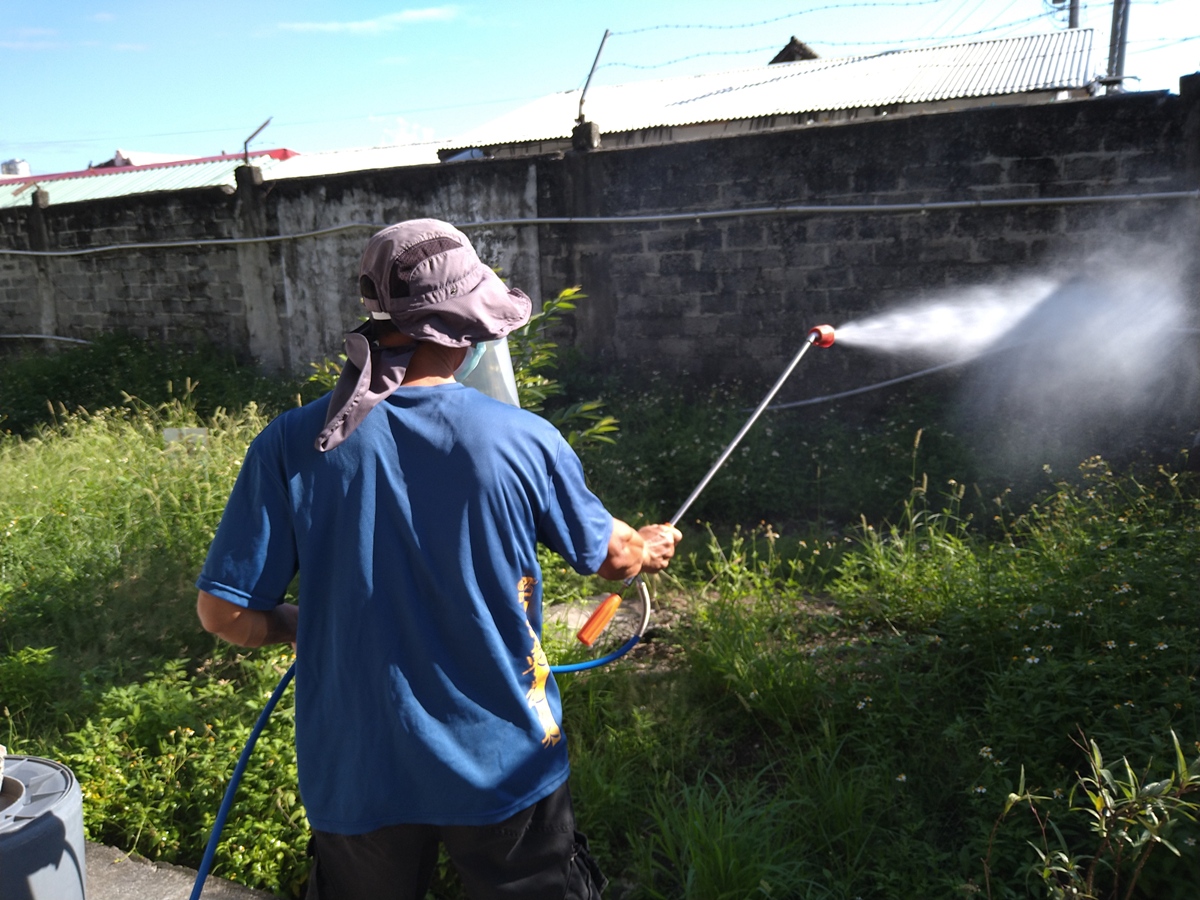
[2, 0, 1199, 177]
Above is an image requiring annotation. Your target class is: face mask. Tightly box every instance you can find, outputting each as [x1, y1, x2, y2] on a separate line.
[454, 339, 521, 407]
[454, 344, 485, 382]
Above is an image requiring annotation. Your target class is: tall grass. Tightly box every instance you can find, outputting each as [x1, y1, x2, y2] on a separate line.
[0, 401, 272, 695]
[0, 333, 296, 436]
[1, 339, 1198, 898]
[0, 397, 315, 892]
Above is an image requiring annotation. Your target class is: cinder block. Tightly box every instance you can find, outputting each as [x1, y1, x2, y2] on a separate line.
[658, 252, 698, 275]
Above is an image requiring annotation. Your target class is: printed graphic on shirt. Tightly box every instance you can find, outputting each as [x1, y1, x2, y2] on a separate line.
[518, 575, 562, 747]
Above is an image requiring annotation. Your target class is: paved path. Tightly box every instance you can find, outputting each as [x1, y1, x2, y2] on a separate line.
[86, 842, 280, 899]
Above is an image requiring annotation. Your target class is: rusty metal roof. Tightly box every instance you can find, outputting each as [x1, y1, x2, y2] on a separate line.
[0, 150, 291, 210]
[445, 29, 1096, 150]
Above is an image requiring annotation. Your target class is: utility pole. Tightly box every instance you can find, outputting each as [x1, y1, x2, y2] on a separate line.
[1051, 0, 1081, 29]
[1107, 0, 1131, 94]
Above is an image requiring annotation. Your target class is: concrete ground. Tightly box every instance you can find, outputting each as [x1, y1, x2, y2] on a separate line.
[85, 842, 280, 899]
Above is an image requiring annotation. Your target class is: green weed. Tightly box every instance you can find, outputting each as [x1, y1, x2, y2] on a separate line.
[1, 337, 1198, 898]
[0, 333, 295, 436]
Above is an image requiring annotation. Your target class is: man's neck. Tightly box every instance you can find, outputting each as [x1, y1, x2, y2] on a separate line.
[373, 328, 469, 386]
[400, 341, 468, 387]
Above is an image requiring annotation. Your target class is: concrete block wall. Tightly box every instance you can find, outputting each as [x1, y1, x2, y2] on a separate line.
[269, 161, 540, 371]
[533, 91, 1199, 391]
[1, 87, 1197, 393]
[0, 190, 249, 350]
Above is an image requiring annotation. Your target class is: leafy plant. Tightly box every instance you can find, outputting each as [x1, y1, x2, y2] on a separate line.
[991, 733, 1200, 900]
[61, 652, 308, 897]
[508, 286, 618, 448]
[828, 430, 984, 627]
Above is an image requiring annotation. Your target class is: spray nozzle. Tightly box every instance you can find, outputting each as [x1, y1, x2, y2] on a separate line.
[807, 324, 836, 348]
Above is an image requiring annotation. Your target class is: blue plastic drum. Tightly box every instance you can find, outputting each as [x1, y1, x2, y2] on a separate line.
[0, 756, 87, 900]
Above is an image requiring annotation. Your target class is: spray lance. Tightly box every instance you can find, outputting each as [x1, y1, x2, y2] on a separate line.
[190, 324, 836, 898]
[567, 324, 837, 657]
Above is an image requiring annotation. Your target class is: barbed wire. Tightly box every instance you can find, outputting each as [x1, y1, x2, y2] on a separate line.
[602, 46, 782, 70]
[599, 6, 1069, 73]
[610, 0, 947, 35]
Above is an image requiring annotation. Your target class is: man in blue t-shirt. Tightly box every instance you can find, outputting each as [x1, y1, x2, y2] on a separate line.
[196, 219, 682, 900]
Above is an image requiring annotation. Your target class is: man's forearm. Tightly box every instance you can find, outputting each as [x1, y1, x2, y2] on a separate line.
[197, 590, 298, 648]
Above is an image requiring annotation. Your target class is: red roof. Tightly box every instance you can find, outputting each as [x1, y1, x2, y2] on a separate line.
[0, 148, 299, 187]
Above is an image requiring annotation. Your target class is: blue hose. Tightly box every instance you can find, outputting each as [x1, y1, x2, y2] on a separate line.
[189, 630, 642, 895]
[549, 635, 642, 673]
[190, 662, 295, 900]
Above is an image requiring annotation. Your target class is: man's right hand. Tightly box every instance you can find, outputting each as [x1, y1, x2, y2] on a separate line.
[637, 524, 683, 573]
[597, 520, 683, 581]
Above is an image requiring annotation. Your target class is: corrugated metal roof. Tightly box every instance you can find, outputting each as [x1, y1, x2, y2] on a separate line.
[266, 142, 445, 180]
[446, 29, 1096, 150]
[0, 143, 446, 210]
[0, 150, 284, 210]
[1, 31, 1094, 210]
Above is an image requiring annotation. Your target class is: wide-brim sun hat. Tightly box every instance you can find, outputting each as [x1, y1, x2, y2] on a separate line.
[358, 218, 532, 346]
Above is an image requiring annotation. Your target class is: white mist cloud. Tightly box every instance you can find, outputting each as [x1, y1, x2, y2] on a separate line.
[835, 278, 1059, 363]
[831, 243, 1200, 476]
[960, 265, 1199, 472]
[279, 8, 457, 34]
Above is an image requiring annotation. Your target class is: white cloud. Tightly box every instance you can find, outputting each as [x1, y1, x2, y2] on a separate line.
[111, 43, 147, 52]
[90, 12, 116, 22]
[280, 7, 456, 34]
[0, 40, 64, 51]
[372, 116, 437, 145]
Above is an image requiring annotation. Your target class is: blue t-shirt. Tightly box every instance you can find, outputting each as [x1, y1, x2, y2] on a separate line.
[197, 383, 614, 833]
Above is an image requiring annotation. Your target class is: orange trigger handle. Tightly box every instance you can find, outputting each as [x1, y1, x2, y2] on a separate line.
[576, 593, 623, 647]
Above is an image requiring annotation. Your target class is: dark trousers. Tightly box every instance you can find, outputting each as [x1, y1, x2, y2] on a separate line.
[305, 782, 606, 900]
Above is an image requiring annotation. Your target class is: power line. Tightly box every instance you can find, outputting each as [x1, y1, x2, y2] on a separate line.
[929, 0, 988, 40]
[4, 95, 539, 150]
[1128, 34, 1200, 49]
[5, 189, 1197, 258]
[977, 0, 1025, 33]
[596, 6, 1072, 77]
[601, 45, 780, 71]
[809, 10, 1065, 46]
[605, 6, 1069, 71]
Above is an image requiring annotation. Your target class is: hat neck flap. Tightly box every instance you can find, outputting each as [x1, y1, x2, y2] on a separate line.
[315, 323, 416, 452]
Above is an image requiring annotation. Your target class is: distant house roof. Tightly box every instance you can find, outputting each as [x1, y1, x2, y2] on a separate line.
[770, 37, 819, 65]
[0, 143, 447, 210]
[93, 149, 201, 168]
[442, 29, 1096, 156]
